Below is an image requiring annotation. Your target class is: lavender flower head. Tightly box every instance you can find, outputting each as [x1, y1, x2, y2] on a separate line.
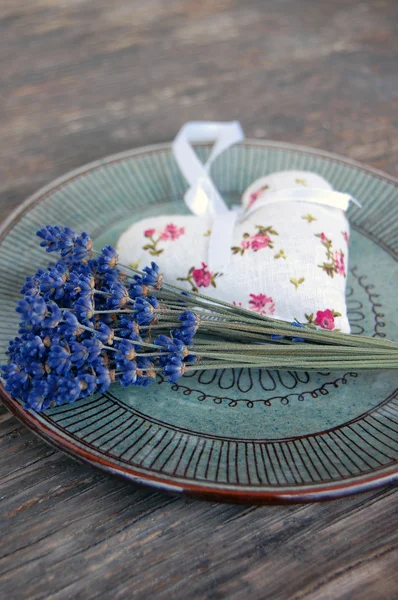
[0, 225, 198, 411]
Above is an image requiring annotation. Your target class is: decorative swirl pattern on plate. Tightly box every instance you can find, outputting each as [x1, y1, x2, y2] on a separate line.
[156, 372, 359, 408]
[349, 266, 387, 338]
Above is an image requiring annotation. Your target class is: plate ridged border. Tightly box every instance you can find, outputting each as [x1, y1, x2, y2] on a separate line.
[0, 140, 397, 503]
[39, 388, 398, 488]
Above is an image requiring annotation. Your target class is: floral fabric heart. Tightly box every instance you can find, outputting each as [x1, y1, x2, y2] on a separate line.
[117, 170, 351, 332]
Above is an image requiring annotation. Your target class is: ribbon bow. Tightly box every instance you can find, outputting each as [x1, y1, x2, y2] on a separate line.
[172, 121, 359, 271]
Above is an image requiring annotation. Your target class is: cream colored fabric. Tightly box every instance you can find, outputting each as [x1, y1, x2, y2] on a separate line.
[117, 171, 351, 332]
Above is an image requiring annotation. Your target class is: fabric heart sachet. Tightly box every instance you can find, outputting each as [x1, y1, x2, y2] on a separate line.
[117, 122, 359, 333]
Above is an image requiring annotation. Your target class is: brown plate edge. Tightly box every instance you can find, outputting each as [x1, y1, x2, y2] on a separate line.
[2, 390, 398, 504]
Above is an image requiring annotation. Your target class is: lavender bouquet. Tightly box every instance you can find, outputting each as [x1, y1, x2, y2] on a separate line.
[1, 225, 398, 412]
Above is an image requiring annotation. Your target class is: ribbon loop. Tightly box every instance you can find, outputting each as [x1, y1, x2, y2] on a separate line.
[172, 121, 359, 273]
[172, 121, 244, 219]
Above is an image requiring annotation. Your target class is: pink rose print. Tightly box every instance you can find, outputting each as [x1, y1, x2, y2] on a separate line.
[248, 293, 275, 316]
[342, 231, 349, 244]
[232, 225, 278, 256]
[142, 222, 185, 256]
[314, 309, 336, 330]
[334, 250, 346, 277]
[160, 223, 185, 241]
[177, 263, 222, 292]
[306, 308, 342, 330]
[250, 233, 270, 252]
[192, 263, 212, 288]
[315, 233, 346, 278]
[248, 185, 269, 208]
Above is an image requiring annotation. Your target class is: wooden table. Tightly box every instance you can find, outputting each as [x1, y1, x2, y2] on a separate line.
[1, 1, 397, 598]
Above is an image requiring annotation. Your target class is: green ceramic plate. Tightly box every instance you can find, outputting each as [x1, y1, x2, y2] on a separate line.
[1, 141, 397, 503]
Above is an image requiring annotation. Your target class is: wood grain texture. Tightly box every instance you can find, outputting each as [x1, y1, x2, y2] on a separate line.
[0, 0, 397, 598]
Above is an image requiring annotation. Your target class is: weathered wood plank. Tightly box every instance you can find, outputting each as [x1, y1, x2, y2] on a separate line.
[0, 0, 397, 598]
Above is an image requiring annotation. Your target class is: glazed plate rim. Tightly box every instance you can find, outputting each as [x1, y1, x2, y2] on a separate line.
[1, 139, 397, 504]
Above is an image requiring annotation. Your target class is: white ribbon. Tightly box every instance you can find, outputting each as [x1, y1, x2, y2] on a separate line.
[243, 188, 361, 220]
[172, 121, 359, 272]
[172, 121, 244, 271]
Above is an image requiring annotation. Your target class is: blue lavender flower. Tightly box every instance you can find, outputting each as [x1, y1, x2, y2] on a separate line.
[36, 226, 93, 263]
[42, 301, 62, 328]
[39, 262, 68, 300]
[10, 341, 46, 378]
[97, 245, 118, 273]
[117, 359, 137, 387]
[70, 258, 98, 277]
[184, 353, 197, 364]
[29, 361, 46, 377]
[72, 232, 93, 262]
[17, 321, 41, 335]
[170, 311, 199, 346]
[142, 262, 162, 288]
[270, 322, 305, 343]
[118, 323, 144, 353]
[37, 225, 77, 254]
[135, 356, 155, 387]
[17, 333, 47, 360]
[154, 335, 188, 365]
[154, 334, 186, 353]
[118, 315, 138, 338]
[178, 310, 199, 328]
[171, 327, 197, 346]
[1, 362, 30, 397]
[7, 336, 25, 361]
[16, 297, 60, 329]
[103, 267, 122, 283]
[26, 379, 52, 411]
[134, 296, 159, 326]
[92, 357, 112, 392]
[73, 295, 94, 321]
[56, 374, 83, 404]
[162, 353, 185, 383]
[16, 296, 47, 326]
[41, 327, 63, 347]
[128, 275, 147, 299]
[76, 371, 97, 398]
[291, 321, 305, 343]
[96, 310, 115, 326]
[105, 282, 129, 309]
[128, 331, 144, 349]
[81, 337, 103, 362]
[65, 272, 94, 298]
[100, 268, 123, 293]
[20, 269, 46, 296]
[94, 322, 114, 345]
[96, 370, 112, 392]
[47, 344, 72, 375]
[59, 311, 83, 337]
[115, 339, 136, 361]
[69, 341, 89, 368]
